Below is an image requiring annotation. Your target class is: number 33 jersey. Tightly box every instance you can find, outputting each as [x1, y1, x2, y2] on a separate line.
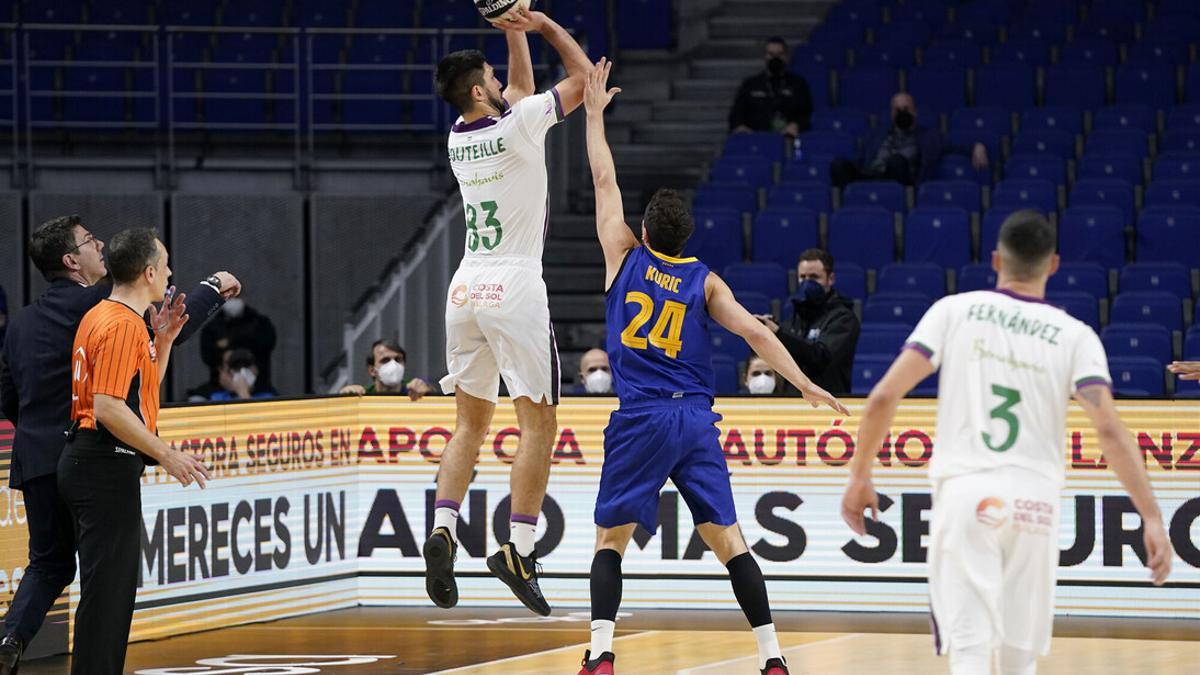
[606, 246, 716, 403]
[905, 289, 1112, 486]
[447, 90, 565, 259]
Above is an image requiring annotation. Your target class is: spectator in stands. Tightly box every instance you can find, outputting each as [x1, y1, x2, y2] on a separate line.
[209, 348, 277, 402]
[0, 284, 7, 350]
[830, 92, 988, 188]
[339, 339, 431, 400]
[754, 249, 859, 394]
[199, 296, 277, 395]
[729, 36, 812, 138]
[742, 356, 779, 395]
[572, 348, 613, 394]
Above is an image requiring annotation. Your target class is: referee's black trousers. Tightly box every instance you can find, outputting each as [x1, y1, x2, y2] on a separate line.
[57, 430, 145, 675]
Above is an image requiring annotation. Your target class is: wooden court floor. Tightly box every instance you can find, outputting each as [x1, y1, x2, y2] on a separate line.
[16, 607, 1199, 674]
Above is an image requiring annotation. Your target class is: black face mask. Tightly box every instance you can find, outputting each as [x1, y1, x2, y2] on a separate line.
[766, 57, 786, 77]
[894, 109, 915, 131]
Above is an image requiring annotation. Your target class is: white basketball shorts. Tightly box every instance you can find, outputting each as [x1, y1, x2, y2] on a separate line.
[439, 255, 560, 405]
[929, 464, 1060, 657]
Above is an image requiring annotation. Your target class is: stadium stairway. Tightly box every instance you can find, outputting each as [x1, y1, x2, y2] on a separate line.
[548, 0, 835, 384]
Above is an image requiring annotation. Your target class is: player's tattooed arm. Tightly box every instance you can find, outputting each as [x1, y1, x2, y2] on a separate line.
[501, 24, 534, 103]
[585, 58, 638, 289]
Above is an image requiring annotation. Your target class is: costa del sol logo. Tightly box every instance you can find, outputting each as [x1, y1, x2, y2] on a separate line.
[450, 284, 469, 307]
[975, 497, 1008, 528]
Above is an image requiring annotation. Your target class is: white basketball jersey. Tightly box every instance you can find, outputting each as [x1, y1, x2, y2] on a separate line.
[906, 289, 1111, 486]
[447, 90, 564, 260]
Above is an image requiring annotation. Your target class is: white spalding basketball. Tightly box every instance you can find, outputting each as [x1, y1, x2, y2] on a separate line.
[474, 0, 532, 23]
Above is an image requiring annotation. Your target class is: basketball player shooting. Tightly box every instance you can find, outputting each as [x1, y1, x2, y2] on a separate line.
[424, 6, 592, 616]
[841, 211, 1172, 675]
[578, 58, 850, 675]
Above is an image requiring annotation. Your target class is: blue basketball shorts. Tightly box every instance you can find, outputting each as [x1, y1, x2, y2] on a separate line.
[594, 394, 737, 533]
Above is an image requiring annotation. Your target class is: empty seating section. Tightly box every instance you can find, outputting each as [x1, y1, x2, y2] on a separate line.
[688, 0, 1200, 395]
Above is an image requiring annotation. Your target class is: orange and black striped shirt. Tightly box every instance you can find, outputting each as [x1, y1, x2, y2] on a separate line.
[71, 299, 160, 434]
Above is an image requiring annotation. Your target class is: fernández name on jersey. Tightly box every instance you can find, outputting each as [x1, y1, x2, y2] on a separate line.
[965, 301, 1063, 345]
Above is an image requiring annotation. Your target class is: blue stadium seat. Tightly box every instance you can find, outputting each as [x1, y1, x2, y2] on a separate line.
[1187, 327, 1200, 359]
[793, 64, 832, 110]
[723, 133, 785, 161]
[1102, 324, 1173, 366]
[222, 5, 286, 26]
[791, 44, 847, 70]
[842, 181, 906, 213]
[1090, 0, 1147, 23]
[1048, 261, 1109, 299]
[1126, 37, 1190, 67]
[781, 158, 832, 184]
[1108, 356, 1166, 396]
[1044, 64, 1105, 109]
[1086, 129, 1150, 159]
[1145, 178, 1200, 208]
[923, 38, 982, 68]
[831, 262, 867, 301]
[710, 328, 751, 363]
[904, 207, 971, 268]
[889, 2, 948, 30]
[838, 65, 899, 116]
[1058, 36, 1119, 67]
[734, 291, 773, 316]
[811, 109, 868, 138]
[917, 179, 980, 212]
[1110, 291, 1184, 332]
[937, 155, 990, 185]
[959, 263, 997, 292]
[340, 99, 403, 126]
[301, 3, 351, 27]
[992, 179, 1057, 214]
[1012, 129, 1074, 158]
[863, 292, 933, 324]
[857, 323, 914, 356]
[950, 107, 1010, 139]
[686, 209, 745, 272]
[955, 0, 1010, 26]
[710, 156, 774, 190]
[877, 263, 946, 297]
[341, 70, 404, 93]
[1163, 128, 1200, 154]
[63, 68, 125, 92]
[89, 3, 152, 24]
[989, 37, 1050, 66]
[72, 32, 143, 61]
[1070, 178, 1135, 226]
[1059, 204, 1127, 269]
[1077, 154, 1144, 186]
[974, 63, 1035, 111]
[906, 65, 966, 117]
[874, 20, 932, 50]
[211, 33, 280, 64]
[1093, 104, 1157, 134]
[1189, 63, 1200, 104]
[1020, 105, 1083, 136]
[1076, 16, 1136, 43]
[767, 180, 831, 214]
[854, 44, 916, 69]
[693, 183, 758, 215]
[24, 1, 83, 23]
[828, 206, 895, 272]
[798, 130, 856, 158]
[1167, 104, 1200, 129]
[1009, 15, 1070, 43]
[949, 127, 1002, 164]
[1154, 153, 1200, 179]
[944, 19, 1002, 47]
[752, 208, 819, 269]
[1004, 153, 1066, 186]
[852, 354, 895, 395]
[347, 34, 412, 64]
[1048, 291, 1101, 331]
[710, 353, 739, 395]
[1115, 64, 1178, 109]
[1120, 262, 1192, 300]
[1136, 205, 1200, 263]
[723, 262, 790, 301]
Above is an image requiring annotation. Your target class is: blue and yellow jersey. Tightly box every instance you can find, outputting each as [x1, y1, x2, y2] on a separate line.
[605, 246, 715, 402]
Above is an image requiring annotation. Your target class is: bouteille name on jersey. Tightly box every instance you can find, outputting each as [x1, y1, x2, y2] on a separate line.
[448, 137, 508, 163]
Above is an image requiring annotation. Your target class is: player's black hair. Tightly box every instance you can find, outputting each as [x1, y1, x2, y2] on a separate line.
[643, 189, 694, 257]
[29, 214, 83, 281]
[797, 248, 834, 273]
[107, 227, 161, 285]
[366, 339, 407, 368]
[997, 210, 1056, 280]
[435, 49, 488, 112]
[225, 348, 257, 371]
[766, 36, 788, 50]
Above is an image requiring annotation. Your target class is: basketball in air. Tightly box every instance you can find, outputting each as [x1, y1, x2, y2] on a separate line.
[474, 0, 532, 22]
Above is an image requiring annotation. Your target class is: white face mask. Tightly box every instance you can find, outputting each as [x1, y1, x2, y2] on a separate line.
[233, 367, 257, 391]
[748, 373, 776, 394]
[222, 297, 246, 318]
[584, 369, 613, 394]
[377, 360, 406, 387]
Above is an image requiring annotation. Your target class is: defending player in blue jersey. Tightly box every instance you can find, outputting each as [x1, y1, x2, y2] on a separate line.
[577, 59, 851, 675]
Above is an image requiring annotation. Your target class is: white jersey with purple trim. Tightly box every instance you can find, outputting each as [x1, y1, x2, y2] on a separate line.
[447, 90, 564, 260]
[905, 289, 1111, 486]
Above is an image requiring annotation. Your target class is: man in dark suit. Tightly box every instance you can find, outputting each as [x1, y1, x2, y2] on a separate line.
[830, 91, 989, 187]
[0, 215, 239, 672]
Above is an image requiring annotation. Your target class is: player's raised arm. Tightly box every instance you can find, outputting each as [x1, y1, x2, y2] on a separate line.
[585, 58, 638, 287]
[500, 27, 535, 104]
[705, 272, 849, 416]
[1073, 384, 1172, 585]
[493, 8, 591, 114]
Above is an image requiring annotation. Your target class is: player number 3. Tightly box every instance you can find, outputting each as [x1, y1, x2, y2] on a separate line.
[620, 292, 686, 358]
[465, 201, 503, 252]
[982, 383, 1022, 453]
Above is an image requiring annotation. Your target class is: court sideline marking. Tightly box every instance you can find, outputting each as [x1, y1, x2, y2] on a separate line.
[674, 633, 864, 674]
[427, 630, 659, 674]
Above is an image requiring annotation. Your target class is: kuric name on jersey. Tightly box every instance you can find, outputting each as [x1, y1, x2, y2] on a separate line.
[645, 265, 683, 294]
[448, 137, 508, 163]
[965, 302, 1064, 345]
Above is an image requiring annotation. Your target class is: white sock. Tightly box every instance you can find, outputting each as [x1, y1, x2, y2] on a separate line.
[433, 507, 459, 543]
[998, 645, 1037, 675]
[590, 619, 615, 655]
[753, 623, 783, 669]
[949, 644, 992, 675]
[510, 521, 537, 556]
